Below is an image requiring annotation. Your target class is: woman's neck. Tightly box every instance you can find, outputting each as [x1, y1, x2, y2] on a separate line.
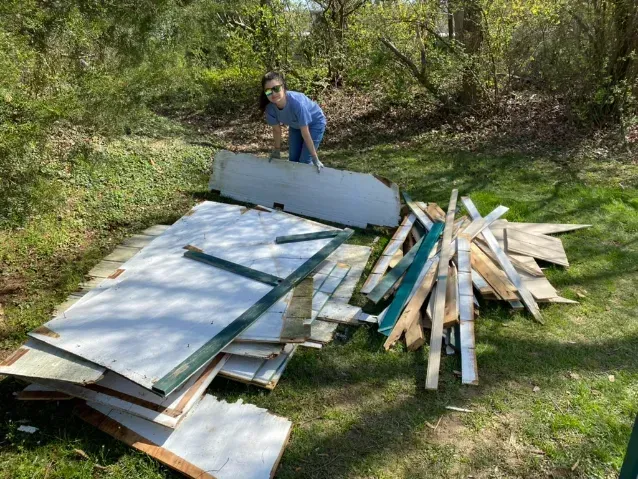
[275, 93, 287, 110]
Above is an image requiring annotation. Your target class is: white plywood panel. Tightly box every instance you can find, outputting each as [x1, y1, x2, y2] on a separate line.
[30, 202, 335, 391]
[0, 338, 105, 384]
[209, 150, 401, 227]
[83, 394, 292, 479]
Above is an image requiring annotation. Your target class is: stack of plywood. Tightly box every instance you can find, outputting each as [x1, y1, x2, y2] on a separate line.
[363, 191, 589, 389]
[2, 200, 376, 479]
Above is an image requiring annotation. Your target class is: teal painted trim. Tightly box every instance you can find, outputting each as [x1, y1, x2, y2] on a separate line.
[620, 414, 638, 479]
[184, 250, 283, 286]
[378, 222, 444, 335]
[366, 237, 424, 304]
[275, 231, 340, 244]
[153, 228, 354, 397]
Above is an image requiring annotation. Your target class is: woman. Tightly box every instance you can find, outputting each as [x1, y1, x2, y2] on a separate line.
[259, 71, 326, 172]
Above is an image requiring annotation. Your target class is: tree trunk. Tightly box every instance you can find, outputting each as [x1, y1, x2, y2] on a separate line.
[458, 0, 482, 105]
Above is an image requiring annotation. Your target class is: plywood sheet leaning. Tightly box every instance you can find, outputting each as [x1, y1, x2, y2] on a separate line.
[426, 189, 458, 390]
[0, 338, 105, 385]
[77, 394, 292, 479]
[504, 229, 570, 267]
[361, 214, 416, 294]
[25, 355, 229, 428]
[457, 237, 478, 385]
[209, 150, 401, 228]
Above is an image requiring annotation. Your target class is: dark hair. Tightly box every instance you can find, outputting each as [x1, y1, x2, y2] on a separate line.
[259, 71, 286, 112]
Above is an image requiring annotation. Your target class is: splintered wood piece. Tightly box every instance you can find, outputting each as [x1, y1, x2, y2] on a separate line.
[463, 198, 543, 324]
[426, 189, 458, 390]
[405, 311, 425, 351]
[457, 237, 478, 386]
[504, 229, 569, 267]
[470, 244, 519, 301]
[383, 257, 439, 350]
[361, 214, 416, 294]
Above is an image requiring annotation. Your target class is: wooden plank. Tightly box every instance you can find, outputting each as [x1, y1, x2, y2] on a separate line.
[360, 215, 416, 294]
[184, 250, 284, 286]
[504, 229, 569, 267]
[210, 150, 401, 227]
[366, 237, 425, 304]
[405, 311, 425, 351]
[389, 249, 403, 268]
[222, 342, 284, 359]
[280, 277, 314, 341]
[457, 237, 478, 385]
[377, 223, 444, 335]
[475, 238, 544, 277]
[461, 206, 509, 240]
[419, 202, 445, 222]
[16, 384, 73, 401]
[444, 264, 459, 325]
[275, 231, 340, 244]
[470, 244, 519, 301]
[491, 220, 591, 235]
[463, 198, 544, 324]
[153, 228, 353, 396]
[383, 257, 439, 350]
[0, 339, 105, 384]
[426, 189, 458, 390]
[77, 394, 292, 479]
[403, 193, 434, 231]
[471, 268, 498, 298]
[252, 345, 298, 389]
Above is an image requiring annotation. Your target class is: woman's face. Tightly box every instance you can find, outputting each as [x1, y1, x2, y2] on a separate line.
[264, 79, 285, 104]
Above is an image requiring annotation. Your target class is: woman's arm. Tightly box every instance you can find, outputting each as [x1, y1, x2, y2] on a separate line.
[299, 126, 318, 158]
[272, 125, 282, 150]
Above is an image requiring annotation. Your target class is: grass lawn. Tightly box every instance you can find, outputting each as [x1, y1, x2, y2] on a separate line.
[0, 114, 636, 479]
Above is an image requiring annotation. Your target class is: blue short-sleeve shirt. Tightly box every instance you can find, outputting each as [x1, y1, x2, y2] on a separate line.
[265, 91, 326, 129]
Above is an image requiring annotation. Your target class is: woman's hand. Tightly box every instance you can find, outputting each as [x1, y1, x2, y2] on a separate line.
[269, 149, 281, 162]
[311, 155, 324, 173]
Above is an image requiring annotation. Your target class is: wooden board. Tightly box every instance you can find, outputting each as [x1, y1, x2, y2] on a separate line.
[461, 205, 509, 240]
[16, 384, 73, 401]
[209, 150, 401, 228]
[30, 203, 344, 396]
[457, 237, 478, 386]
[219, 344, 297, 389]
[77, 394, 292, 479]
[0, 338, 105, 384]
[426, 189, 458, 390]
[26, 355, 228, 428]
[222, 342, 284, 359]
[470, 244, 519, 301]
[403, 193, 434, 231]
[405, 311, 425, 351]
[361, 214, 416, 294]
[490, 220, 591, 235]
[504, 229, 569, 267]
[444, 264, 459, 324]
[280, 277, 314, 341]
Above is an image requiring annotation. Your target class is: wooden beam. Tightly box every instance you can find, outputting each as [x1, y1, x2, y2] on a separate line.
[462, 198, 544, 324]
[153, 228, 354, 397]
[184, 250, 283, 286]
[426, 189, 458, 390]
[461, 205, 509, 240]
[403, 193, 434, 231]
[470, 244, 519, 301]
[405, 311, 425, 351]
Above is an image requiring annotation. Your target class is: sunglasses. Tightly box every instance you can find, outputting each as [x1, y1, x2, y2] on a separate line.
[264, 85, 284, 96]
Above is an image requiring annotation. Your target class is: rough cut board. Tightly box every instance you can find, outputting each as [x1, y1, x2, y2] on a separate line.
[209, 150, 401, 228]
[0, 338, 105, 384]
[78, 395, 292, 479]
[25, 355, 228, 428]
[30, 202, 338, 391]
[505, 229, 569, 267]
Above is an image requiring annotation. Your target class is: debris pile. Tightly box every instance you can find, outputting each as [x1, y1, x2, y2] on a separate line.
[362, 190, 588, 388]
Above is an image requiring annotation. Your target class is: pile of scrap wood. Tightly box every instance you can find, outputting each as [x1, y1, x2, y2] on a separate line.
[1, 200, 376, 479]
[361, 190, 589, 389]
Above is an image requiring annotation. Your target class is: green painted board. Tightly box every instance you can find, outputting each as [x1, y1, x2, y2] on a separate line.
[366, 237, 424, 304]
[275, 231, 340, 244]
[377, 222, 444, 335]
[153, 228, 354, 397]
[620, 414, 638, 479]
[184, 250, 283, 286]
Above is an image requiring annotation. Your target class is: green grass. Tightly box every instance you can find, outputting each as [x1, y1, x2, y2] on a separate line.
[1, 117, 637, 478]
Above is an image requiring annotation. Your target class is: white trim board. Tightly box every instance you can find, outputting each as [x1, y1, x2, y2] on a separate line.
[30, 203, 338, 391]
[78, 394, 292, 479]
[209, 150, 401, 228]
